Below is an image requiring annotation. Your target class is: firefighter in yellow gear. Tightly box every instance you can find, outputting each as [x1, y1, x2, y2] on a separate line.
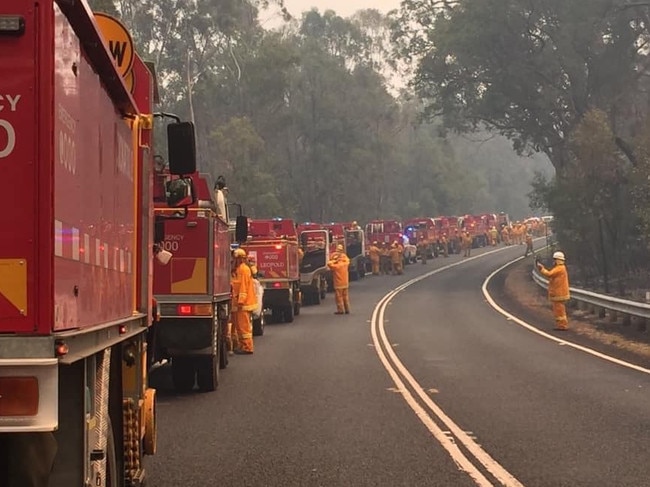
[537, 251, 570, 330]
[231, 248, 258, 353]
[328, 244, 351, 314]
[524, 233, 534, 257]
[417, 237, 429, 264]
[441, 234, 449, 257]
[368, 241, 381, 275]
[389, 242, 403, 275]
[462, 232, 472, 257]
[380, 242, 391, 275]
[489, 226, 498, 246]
[501, 226, 510, 246]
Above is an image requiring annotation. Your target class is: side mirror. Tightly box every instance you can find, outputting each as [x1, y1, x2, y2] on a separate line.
[235, 215, 248, 243]
[167, 122, 196, 175]
[166, 177, 195, 207]
[154, 217, 165, 243]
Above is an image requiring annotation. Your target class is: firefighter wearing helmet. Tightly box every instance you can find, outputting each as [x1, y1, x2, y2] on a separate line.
[389, 241, 403, 275]
[231, 247, 258, 353]
[328, 244, 351, 314]
[537, 251, 570, 330]
[368, 241, 381, 275]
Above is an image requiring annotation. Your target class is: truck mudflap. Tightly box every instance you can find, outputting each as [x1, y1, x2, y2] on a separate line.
[0, 358, 58, 432]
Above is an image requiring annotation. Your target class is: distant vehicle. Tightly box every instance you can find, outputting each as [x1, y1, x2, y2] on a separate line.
[242, 218, 301, 324]
[297, 223, 331, 305]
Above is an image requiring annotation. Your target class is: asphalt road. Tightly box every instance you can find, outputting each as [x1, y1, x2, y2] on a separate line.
[146, 243, 650, 487]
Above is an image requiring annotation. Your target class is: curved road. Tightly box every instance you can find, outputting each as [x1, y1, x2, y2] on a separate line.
[147, 243, 650, 487]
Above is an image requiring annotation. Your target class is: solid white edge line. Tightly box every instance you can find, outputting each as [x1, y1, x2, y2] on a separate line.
[482, 258, 650, 375]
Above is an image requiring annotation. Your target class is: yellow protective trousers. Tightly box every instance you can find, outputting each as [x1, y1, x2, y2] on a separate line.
[552, 302, 568, 329]
[232, 310, 254, 352]
[334, 288, 350, 313]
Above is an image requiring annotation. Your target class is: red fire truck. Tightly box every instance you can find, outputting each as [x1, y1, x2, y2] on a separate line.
[365, 219, 416, 264]
[152, 173, 234, 393]
[0, 4, 195, 485]
[242, 219, 301, 324]
[459, 214, 489, 248]
[403, 217, 439, 258]
[297, 223, 331, 305]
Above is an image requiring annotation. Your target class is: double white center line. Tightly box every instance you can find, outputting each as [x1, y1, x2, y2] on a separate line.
[370, 252, 524, 487]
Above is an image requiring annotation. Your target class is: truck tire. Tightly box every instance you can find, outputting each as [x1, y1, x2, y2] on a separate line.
[349, 269, 359, 281]
[253, 313, 265, 336]
[196, 355, 219, 392]
[283, 305, 294, 323]
[219, 329, 229, 369]
[272, 307, 283, 323]
[171, 357, 195, 392]
[293, 300, 301, 316]
[106, 417, 118, 487]
[313, 290, 321, 305]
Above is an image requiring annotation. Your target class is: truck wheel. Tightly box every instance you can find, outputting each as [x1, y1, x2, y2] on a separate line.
[349, 270, 359, 281]
[219, 329, 229, 370]
[313, 290, 321, 305]
[171, 357, 195, 392]
[293, 300, 301, 316]
[253, 313, 265, 336]
[196, 355, 219, 392]
[358, 265, 365, 279]
[106, 417, 119, 487]
[271, 307, 283, 323]
[283, 305, 295, 323]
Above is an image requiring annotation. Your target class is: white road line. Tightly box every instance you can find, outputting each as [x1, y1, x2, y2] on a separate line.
[371, 293, 495, 486]
[371, 246, 525, 486]
[482, 257, 650, 375]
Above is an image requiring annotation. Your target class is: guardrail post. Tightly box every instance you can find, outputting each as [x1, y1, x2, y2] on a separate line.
[608, 309, 618, 323]
[597, 306, 606, 318]
[636, 317, 647, 333]
[622, 313, 631, 326]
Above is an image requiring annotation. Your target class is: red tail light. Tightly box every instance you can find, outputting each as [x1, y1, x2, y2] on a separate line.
[178, 305, 193, 315]
[177, 304, 213, 316]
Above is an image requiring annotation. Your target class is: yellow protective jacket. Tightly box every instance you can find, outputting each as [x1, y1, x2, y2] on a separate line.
[368, 245, 380, 263]
[540, 263, 570, 302]
[389, 247, 402, 264]
[327, 252, 350, 289]
[232, 262, 257, 311]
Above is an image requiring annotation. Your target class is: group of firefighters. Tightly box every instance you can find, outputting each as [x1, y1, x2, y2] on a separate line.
[228, 218, 554, 353]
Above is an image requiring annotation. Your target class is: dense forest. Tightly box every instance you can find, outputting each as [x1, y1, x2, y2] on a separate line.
[89, 0, 551, 224]
[90, 0, 650, 293]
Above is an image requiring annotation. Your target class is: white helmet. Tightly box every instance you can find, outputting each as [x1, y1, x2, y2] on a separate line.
[552, 251, 565, 261]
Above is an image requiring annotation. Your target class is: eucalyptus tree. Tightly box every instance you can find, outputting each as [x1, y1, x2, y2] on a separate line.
[393, 0, 650, 173]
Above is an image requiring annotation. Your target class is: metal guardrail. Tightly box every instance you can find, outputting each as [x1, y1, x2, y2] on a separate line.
[532, 268, 650, 320]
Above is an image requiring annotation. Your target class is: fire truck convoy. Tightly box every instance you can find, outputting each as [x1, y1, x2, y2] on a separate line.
[0, 3, 198, 486]
[241, 219, 301, 324]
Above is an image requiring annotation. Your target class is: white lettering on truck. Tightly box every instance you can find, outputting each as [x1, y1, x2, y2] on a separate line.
[162, 234, 184, 252]
[116, 133, 133, 182]
[57, 104, 76, 174]
[0, 94, 21, 159]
